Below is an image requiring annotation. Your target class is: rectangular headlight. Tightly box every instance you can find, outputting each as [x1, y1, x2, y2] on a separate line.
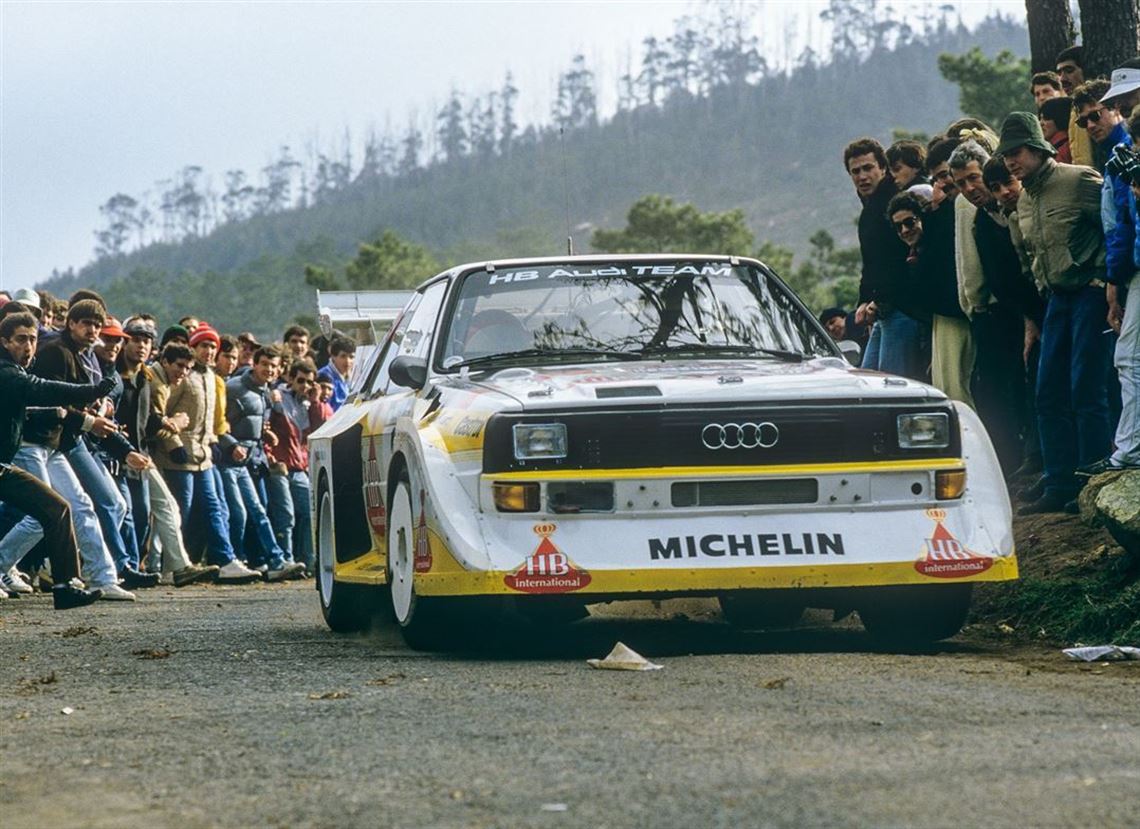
[897, 413, 950, 449]
[512, 423, 568, 460]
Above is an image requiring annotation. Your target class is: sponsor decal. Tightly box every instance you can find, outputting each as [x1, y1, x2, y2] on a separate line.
[648, 532, 845, 561]
[362, 438, 386, 537]
[914, 508, 993, 578]
[504, 523, 592, 593]
[413, 490, 432, 573]
[485, 264, 733, 285]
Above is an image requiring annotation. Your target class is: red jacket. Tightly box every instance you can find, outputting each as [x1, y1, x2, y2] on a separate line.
[268, 390, 330, 472]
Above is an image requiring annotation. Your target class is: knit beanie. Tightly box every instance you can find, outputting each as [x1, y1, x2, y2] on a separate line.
[160, 325, 189, 346]
[996, 112, 1057, 157]
[1039, 96, 1073, 129]
[188, 325, 221, 349]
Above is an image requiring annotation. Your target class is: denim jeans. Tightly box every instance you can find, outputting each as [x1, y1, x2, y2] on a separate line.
[861, 307, 929, 381]
[68, 441, 132, 574]
[266, 469, 312, 569]
[123, 475, 150, 557]
[114, 474, 143, 571]
[219, 466, 287, 570]
[1112, 272, 1140, 466]
[1037, 286, 1113, 496]
[0, 444, 119, 587]
[163, 468, 237, 567]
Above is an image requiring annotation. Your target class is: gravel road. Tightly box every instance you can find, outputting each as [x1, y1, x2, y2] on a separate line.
[2, 582, 1138, 828]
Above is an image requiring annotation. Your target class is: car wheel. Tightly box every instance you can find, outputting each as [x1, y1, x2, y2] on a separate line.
[858, 584, 973, 644]
[718, 590, 804, 629]
[388, 474, 451, 650]
[316, 487, 374, 632]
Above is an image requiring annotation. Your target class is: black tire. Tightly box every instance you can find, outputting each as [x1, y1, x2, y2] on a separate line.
[858, 584, 973, 644]
[316, 487, 375, 632]
[718, 590, 805, 629]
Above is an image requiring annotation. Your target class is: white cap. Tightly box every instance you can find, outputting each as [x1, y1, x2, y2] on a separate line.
[1101, 67, 1140, 103]
[10, 287, 40, 309]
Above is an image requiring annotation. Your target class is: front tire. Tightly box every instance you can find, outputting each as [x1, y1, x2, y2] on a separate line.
[388, 475, 450, 650]
[316, 488, 374, 632]
[858, 584, 973, 644]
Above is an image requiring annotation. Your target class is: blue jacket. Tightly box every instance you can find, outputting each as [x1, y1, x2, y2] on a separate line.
[224, 371, 272, 469]
[317, 363, 349, 411]
[1101, 122, 1136, 285]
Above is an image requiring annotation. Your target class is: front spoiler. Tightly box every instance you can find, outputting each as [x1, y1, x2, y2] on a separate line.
[415, 555, 1019, 597]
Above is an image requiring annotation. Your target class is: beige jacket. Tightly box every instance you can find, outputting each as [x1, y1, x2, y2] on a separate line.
[954, 194, 990, 318]
[150, 362, 217, 472]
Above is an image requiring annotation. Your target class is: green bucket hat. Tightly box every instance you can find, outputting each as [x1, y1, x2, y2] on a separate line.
[996, 112, 1056, 157]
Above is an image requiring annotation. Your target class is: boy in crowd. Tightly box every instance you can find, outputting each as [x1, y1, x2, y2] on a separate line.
[317, 336, 356, 411]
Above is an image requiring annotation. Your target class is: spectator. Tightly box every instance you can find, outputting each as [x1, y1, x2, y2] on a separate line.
[1031, 71, 1064, 107]
[317, 377, 334, 406]
[1039, 97, 1073, 163]
[117, 320, 217, 585]
[953, 142, 1044, 472]
[0, 302, 134, 600]
[236, 332, 259, 372]
[886, 140, 934, 199]
[0, 312, 108, 608]
[926, 136, 962, 209]
[1000, 112, 1109, 514]
[221, 345, 304, 581]
[267, 359, 329, 572]
[179, 316, 200, 332]
[317, 335, 356, 411]
[888, 189, 973, 406]
[1076, 94, 1139, 476]
[984, 156, 1044, 476]
[818, 308, 848, 340]
[846, 138, 927, 380]
[283, 325, 311, 362]
[215, 335, 240, 379]
[1056, 46, 1094, 168]
[1102, 60, 1140, 120]
[151, 342, 261, 583]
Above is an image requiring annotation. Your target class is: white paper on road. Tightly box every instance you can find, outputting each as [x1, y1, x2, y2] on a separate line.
[587, 642, 663, 671]
[1062, 645, 1140, 662]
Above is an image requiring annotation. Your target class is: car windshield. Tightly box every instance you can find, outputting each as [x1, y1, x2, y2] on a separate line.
[437, 260, 834, 370]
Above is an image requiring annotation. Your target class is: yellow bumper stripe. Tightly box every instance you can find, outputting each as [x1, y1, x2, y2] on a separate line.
[485, 458, 965, 481]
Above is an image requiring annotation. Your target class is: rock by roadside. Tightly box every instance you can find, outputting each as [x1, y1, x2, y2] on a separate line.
[1093, 470, 1140, 556]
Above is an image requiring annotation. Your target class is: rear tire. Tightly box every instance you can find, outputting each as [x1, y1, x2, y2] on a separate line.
[316, 488, 375, 632]
[858, 584, 973, 644]
[719, 591, 804, 629]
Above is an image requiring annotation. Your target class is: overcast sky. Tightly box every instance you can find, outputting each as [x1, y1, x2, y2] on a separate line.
[0, 0, 1024, 290]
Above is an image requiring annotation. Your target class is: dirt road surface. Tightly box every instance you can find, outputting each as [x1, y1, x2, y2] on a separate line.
[2, 583, 1138, 828]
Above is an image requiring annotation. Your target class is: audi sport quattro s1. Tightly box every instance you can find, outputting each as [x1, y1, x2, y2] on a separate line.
[308, 254, 1016, 648]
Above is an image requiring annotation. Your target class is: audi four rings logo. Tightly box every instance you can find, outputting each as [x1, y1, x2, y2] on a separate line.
[701, 421, 780, 450]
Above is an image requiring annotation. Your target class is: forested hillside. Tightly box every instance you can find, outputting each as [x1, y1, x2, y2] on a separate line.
[42, 10, 1028, 338]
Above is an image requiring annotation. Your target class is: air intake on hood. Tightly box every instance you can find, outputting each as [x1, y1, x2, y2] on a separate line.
[595, 385, 662, 399]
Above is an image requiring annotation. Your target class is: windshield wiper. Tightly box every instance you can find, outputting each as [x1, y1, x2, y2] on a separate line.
[639, 344, 804, 363]
[448, 347, 643, 371]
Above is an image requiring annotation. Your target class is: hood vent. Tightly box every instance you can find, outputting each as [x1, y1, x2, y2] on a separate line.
[595, 385, 663, 399]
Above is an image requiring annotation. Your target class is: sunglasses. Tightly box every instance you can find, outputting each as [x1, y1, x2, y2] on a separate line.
[1076, 109, 1106, 129]
[893, 216, 920, 231]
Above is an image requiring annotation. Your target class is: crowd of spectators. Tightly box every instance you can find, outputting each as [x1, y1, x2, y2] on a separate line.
[831, 46, 1140, 516]
[0, 290, 358, 608]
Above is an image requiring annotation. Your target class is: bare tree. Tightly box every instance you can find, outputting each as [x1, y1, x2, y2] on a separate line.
[1025, 0, 1076, 73]
[1077, 0, 1140, 79]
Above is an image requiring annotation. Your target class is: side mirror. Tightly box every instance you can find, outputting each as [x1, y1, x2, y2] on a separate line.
[389, 355, 428, 390]
[837, 340, 862, 366]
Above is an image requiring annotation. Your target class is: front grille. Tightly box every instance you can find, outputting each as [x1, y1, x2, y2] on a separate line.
[672, 478, 818, 507]
[482, 402, 959, 473]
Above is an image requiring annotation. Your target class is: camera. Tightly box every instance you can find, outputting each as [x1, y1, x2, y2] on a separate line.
[1105, 144, 1140, 186]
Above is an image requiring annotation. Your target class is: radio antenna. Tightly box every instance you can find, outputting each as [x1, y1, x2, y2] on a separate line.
[559, 126, 573, 256]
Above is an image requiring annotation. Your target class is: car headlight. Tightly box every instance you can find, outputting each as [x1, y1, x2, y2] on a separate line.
[513, 423, 568, 460]
[897, 413, 950, 449]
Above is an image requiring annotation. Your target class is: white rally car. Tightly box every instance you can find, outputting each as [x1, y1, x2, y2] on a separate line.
[309, 255, 1016, 648]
